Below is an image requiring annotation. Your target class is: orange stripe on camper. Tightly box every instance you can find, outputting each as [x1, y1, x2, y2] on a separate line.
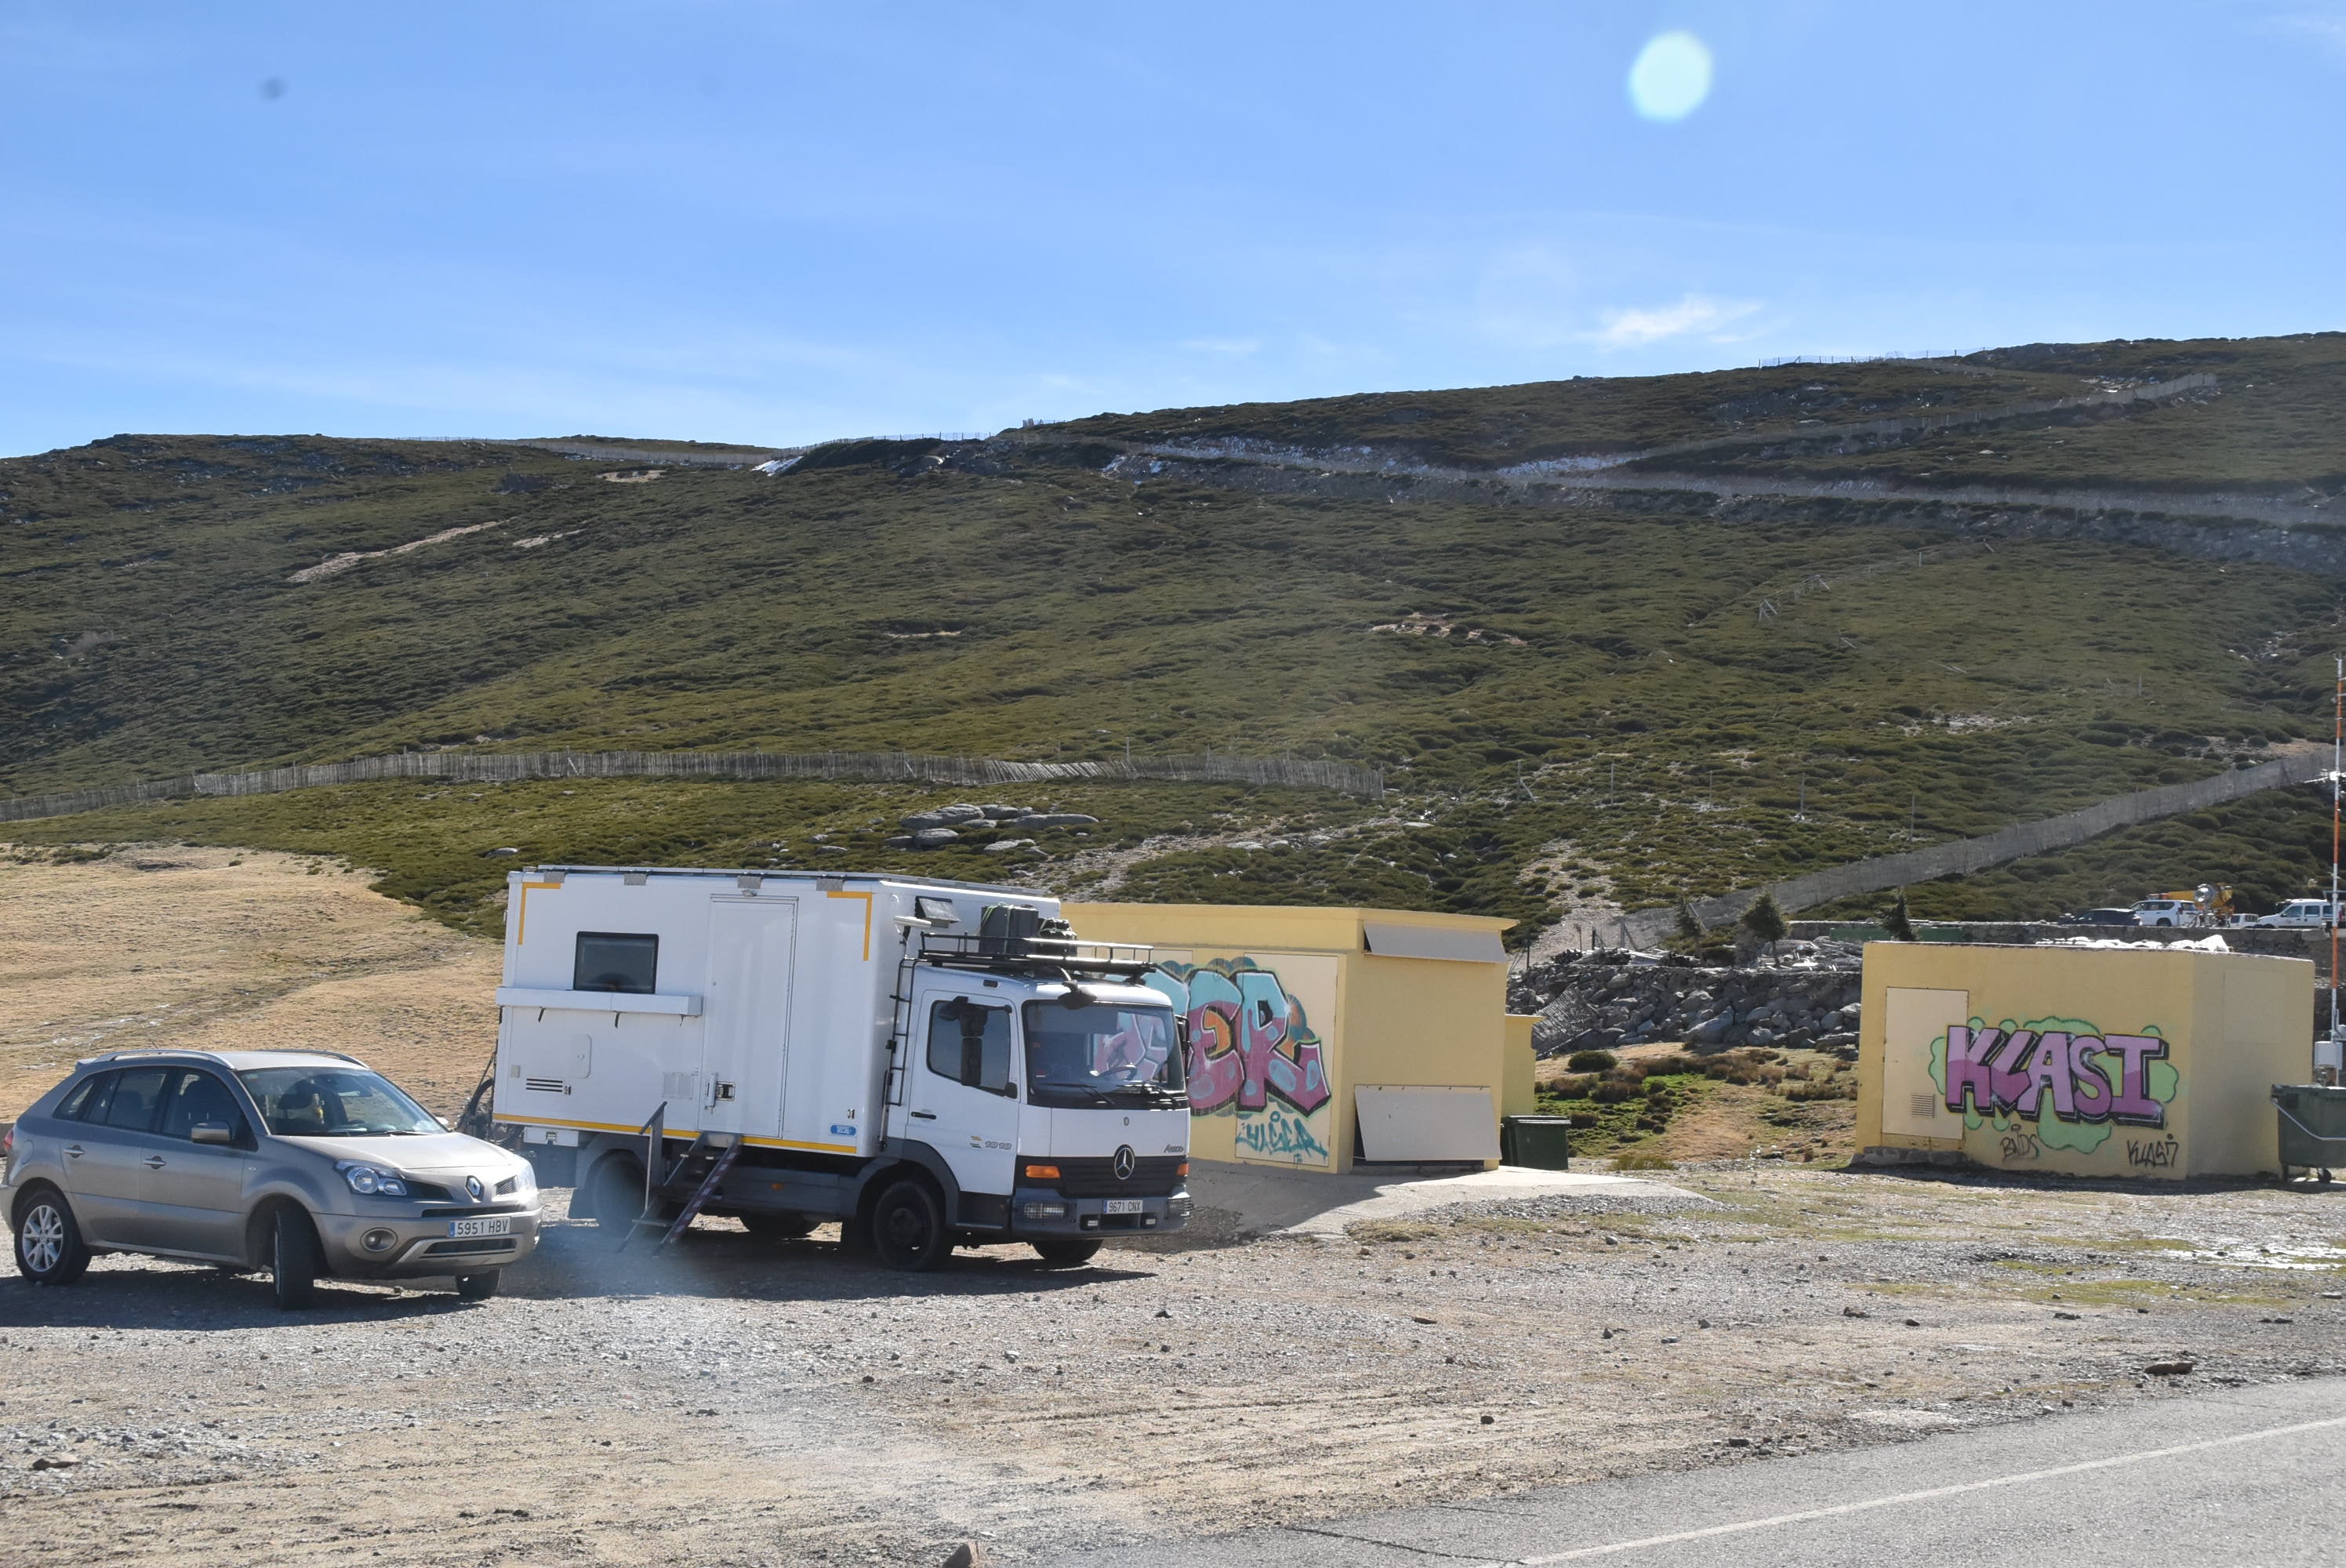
[514, 880, 564, 945]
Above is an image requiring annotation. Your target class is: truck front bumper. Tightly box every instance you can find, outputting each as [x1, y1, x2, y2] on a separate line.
[1008, 1186, 1191, 1237]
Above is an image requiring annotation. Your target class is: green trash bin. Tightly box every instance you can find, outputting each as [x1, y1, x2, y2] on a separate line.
[1502, 1115, 1572, 1171]
[2272, 1083, 2346, 1178]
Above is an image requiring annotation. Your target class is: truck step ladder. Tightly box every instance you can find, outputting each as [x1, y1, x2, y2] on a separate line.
[619, 1102, 743, 1252]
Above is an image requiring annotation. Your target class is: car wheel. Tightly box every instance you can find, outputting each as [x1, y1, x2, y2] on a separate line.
[1031, 1240, 1102, 1269]
[453, 1271, 502, 1300]
[2156, 919, 2171, 927]
[741, 1211, 819, 1240]
[869, 1178, 950, 1272]
[13, 1187, 92, 1286]
[271, 1207, 321, 1311]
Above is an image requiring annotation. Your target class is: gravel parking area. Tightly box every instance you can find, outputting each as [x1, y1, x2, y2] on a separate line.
[9, 1167, 2346, 1566]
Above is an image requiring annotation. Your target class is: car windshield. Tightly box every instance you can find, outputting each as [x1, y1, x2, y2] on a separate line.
[1022, 1001, 1185, 1107]
[237, 1066, 441, 1137]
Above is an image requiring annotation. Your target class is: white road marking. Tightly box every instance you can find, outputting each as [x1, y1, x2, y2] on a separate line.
[1478, 1412, 2346, 1564]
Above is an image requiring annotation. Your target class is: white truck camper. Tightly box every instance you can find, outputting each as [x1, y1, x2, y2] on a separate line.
[490, 866, 1193, 1270]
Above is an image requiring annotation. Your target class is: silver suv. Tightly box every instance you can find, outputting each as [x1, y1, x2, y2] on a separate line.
[3, 1048, 539, 1308]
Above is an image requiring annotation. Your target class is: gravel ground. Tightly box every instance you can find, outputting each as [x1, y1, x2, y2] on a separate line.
[9, 1167, 2346, 1567]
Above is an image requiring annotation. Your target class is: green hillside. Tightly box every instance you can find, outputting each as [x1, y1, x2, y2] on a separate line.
[6, 336, 2344, 938]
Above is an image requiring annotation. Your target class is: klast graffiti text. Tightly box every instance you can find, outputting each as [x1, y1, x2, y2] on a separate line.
[1944, 1027, 2170, 1127]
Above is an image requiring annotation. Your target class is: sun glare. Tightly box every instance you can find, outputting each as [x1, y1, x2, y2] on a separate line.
[1628, 30, 1714, 122]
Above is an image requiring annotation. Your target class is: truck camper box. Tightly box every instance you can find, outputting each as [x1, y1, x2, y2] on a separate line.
[491, 866, 1193, 1269]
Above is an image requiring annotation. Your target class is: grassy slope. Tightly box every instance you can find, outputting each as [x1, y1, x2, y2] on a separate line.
[6, 338, 2344, 935]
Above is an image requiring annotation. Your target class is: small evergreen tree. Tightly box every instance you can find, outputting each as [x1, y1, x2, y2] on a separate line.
[1739, 891, 1789, 961]
[1883, 889, 1917, 942]
[1672, 896, 1705, 953]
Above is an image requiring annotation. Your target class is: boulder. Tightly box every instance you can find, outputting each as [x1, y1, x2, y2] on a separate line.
[884, 834, 917, 849]
[983, 838, 1035, 855]
[911, 828, 961, 848]
[934, 804, 987, 824]
[899, 812, 947, 830]
[1019, 812, 1099, 827]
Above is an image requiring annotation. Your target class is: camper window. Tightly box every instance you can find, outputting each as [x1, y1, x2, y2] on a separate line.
[574, 931, 659, 994]
[926, 997, 1015, 1094]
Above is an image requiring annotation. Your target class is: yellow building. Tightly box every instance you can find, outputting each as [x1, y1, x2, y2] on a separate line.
[1858, 941, 2313, 1179]
[1065, 902, 1528, 1173]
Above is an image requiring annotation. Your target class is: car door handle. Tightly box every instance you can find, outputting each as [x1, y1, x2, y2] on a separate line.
[64, 1145, 84, 1159]
[909, 1110, 937, 1120]
[143, 1156, 167, 1170]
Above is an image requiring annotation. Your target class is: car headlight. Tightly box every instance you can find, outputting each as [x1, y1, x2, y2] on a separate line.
[510, 1161, 537, 1195]
[336, 1161, 409, 1198]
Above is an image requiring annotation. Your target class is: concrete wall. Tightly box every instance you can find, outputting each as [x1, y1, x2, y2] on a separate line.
[1858, 942, 2313, 1178]
[1503, 1016, 1538, 1118]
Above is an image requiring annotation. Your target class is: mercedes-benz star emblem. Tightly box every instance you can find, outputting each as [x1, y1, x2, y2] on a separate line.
[465, 1175, 486, 1202]
[1112, 1145, 1136, 1181]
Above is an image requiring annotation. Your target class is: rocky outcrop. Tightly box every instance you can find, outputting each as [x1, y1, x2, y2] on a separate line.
[1513, 951, 1861, 1060]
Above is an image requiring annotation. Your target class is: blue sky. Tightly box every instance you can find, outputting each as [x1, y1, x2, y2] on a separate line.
[4, 2, 2343, 455]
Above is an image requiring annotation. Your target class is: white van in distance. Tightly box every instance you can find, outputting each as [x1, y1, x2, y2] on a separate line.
[490, 866, 1191, 1269]
[2257, 898, 2341, 929]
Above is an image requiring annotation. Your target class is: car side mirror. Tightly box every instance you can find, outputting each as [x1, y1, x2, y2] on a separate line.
[191, 1121, 234, 1145]
[438, 1116, 454, 1131]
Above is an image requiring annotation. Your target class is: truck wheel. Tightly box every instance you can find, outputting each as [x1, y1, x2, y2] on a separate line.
[869, 1179, 950, 1272]
[13, 1187, 92, 1286]
[588, 1158, 645, 1239]
[454, 1271, 502, 1300]
[1031, 1240, 1102, 1269]
[742, 1211, 819, 1240]
[271, 1207, 321, 1311]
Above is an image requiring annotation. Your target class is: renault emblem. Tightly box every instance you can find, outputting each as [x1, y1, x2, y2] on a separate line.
[1113, 1145, 1136, 1181]
[465, 1175, 486, 1202]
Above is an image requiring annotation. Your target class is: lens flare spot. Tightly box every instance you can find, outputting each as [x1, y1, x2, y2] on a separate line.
[1628, 31, 1713, 122]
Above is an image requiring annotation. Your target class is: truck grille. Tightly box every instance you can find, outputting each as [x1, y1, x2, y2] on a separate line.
[1044, 1156, 1186, 1198]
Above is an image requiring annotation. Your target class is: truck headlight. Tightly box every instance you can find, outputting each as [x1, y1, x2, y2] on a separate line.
[1020, 1202, 1067, 1221]
[336, 1162, 409, 1198]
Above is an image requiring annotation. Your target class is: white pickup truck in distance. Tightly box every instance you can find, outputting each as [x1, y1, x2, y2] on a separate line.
[2257, 898, 2341, 929]
[490, 866, 1192, 1270]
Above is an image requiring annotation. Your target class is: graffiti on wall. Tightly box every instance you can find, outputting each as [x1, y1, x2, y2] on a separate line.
[1930, 1015, 2180, 1156]
[1145, 958, 1335, 1167]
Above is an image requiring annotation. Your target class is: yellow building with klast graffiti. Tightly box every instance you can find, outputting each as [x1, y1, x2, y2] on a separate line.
[1859, 941, 2314, 1179]
[1065, 902, 1527, 1174]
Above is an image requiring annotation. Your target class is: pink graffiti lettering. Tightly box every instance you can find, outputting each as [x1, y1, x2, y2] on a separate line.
[1149, 964, 1331, 1117]
[1945, 1025, 2000, 1116]
[1945, 1025, 2165, 1129]
[2102, 1034, 2168, 1127]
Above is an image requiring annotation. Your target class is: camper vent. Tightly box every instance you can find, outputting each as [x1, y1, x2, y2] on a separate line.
[1908, 1093, 1938, 1120]
[525, 1077, 570, 1094]
[662, 1071, 699, 1102]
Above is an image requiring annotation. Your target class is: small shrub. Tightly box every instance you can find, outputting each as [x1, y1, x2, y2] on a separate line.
[1612, 1147, 1678, 1171]
[1567, 1112, 1600, 1128]
[1566, 1049, 1618, 1073]
[1783, 1078, 1861, 1102]
[1590, 1082, 1636, 1105]
[1641, 1078, 1674, 1100]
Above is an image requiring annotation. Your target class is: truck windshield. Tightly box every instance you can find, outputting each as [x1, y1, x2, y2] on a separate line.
[1022, 1002, 1185, 1109]
[237, 1067, 442, 1137]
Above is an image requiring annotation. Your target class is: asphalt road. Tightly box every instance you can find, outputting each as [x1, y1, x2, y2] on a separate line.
[1037, 1374, 2346, 1567]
